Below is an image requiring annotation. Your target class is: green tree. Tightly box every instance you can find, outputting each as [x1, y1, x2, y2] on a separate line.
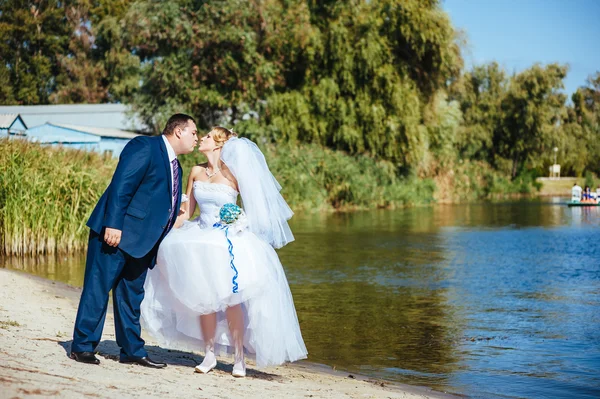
[572, 72, 600, 131]
[124, 0, 313, 132]
[262, 0, 462, 169]
[89, 0, 140, 101]
[0, 0, 72, 104]
[495, 64, 567, 178]
[570, 72, 600, 174]
[51, 2, 109, 103]
[423, 91, 462, 168]
[0, 64, 15, 103]
[551, 120, 590, 177]
[52, 0, 140, 103]
[451, 62, 508, 162]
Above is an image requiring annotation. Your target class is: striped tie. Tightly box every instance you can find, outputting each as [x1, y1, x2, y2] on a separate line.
[169, 159, 179, 224]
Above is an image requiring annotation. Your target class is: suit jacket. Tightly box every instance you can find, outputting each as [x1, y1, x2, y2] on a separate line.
[87, 135, 183, 262]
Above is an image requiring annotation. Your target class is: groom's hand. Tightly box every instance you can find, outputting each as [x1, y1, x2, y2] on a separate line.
[104, 227, 122, 247]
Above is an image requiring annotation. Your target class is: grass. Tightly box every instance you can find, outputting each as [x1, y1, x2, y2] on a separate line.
[535, 172, 599, 197]
[0, 319, 21, 329]
[535, 177, 579, 196]
[430, 160, 542, 203]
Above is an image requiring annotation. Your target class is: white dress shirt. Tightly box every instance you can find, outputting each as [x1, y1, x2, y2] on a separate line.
[162, 135, 177, 207]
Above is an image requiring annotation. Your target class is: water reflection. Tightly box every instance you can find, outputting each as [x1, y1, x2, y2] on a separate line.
[2, 197, 600, 399]
[3, 253, 86, 287]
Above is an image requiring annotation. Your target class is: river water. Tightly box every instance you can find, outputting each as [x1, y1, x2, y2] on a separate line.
[3, 197, 600, 398]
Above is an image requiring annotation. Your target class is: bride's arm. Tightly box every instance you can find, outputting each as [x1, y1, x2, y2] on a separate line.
[174, 166, 201, 227]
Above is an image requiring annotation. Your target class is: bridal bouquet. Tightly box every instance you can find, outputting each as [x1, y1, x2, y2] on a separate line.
[215, 203, 248, 234]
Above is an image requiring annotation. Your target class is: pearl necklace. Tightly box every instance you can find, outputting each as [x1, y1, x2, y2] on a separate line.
[205, 166, 220, 179]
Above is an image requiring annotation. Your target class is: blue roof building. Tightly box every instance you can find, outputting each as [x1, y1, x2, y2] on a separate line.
[0, 104, 147, 132]
[0, 104, 150, 158]
[26, 123, 141, 158]
[0, 114, 28, 137]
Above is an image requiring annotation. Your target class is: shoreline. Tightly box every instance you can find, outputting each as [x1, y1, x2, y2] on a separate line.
[0, 268, 460, 399]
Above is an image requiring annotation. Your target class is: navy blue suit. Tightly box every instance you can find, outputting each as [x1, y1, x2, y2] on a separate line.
[72, 135, 182, 360]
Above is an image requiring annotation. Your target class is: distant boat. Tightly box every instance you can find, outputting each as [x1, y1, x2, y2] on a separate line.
[567, 201, 600, 207]
[568, 185, 599, 206]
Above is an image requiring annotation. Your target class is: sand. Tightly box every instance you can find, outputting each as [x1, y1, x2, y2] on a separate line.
[0, 268, 458, 399]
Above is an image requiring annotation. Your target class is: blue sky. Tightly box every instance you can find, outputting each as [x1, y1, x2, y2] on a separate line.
[442, 0, 600, 95]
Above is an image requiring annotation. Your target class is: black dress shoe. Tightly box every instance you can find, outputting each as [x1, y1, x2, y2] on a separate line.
[120, 356, 167, 369]
[70, 351, 100, 365]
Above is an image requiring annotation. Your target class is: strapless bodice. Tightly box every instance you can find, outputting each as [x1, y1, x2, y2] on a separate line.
[193, 181, 239, 228]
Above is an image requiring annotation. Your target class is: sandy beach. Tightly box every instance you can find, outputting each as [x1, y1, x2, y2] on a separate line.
[0, 268, 457, 399]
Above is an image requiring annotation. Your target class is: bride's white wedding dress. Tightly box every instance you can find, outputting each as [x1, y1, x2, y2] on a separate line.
[141, 180, 307, 368]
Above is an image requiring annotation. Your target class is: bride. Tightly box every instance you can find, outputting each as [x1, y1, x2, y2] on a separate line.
[141, 127, 307, 377]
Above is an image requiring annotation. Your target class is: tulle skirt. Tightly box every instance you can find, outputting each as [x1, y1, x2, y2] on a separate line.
[140, 219, 308, 368]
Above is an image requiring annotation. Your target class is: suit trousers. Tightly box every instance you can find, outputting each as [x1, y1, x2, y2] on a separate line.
[71, 230, 158, 360]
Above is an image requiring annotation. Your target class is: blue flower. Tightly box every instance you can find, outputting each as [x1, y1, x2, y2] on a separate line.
[219, 203, 242, 224]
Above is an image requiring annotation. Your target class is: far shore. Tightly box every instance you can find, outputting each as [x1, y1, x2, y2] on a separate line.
[0, 268, 460, 399]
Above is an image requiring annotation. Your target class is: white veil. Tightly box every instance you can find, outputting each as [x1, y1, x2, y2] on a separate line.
[220, 137, 294, 248]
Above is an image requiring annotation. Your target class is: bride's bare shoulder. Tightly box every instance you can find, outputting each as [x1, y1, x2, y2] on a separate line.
[190, 164, 207, 177]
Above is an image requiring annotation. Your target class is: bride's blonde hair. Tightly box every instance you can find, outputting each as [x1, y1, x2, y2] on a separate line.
[211, 126, 237, 148]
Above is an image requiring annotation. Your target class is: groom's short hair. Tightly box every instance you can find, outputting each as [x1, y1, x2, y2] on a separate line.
[163, 114, 196, 136]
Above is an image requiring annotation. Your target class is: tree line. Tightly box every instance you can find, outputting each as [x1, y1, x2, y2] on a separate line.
[1, 0, 598, 180]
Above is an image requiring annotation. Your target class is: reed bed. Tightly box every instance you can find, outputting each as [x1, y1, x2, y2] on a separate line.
[0, 138, 115, 256]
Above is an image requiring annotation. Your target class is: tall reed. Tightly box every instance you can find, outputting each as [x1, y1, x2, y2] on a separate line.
[0, 138, 115, 256]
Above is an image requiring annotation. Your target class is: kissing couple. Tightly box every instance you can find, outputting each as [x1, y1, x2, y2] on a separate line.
[70, 114, 307, 377]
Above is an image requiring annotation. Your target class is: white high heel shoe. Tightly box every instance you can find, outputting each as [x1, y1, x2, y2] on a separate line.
[232, 360, 246, 378]
[195, 351, 217, 374]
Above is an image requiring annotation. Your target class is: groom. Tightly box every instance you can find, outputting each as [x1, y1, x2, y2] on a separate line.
[70, 114, 198, 367]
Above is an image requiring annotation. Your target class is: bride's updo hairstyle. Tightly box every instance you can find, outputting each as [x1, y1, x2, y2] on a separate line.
[211, 126, 237, 148]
